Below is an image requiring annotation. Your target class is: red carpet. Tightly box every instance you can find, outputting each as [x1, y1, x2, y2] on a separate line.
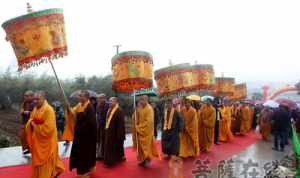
[0, 131, 260, 178]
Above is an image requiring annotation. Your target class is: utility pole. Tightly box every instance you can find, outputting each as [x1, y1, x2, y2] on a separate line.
[113, 44, 121, 55]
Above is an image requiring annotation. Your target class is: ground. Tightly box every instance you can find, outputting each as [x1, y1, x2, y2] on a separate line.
[0, 109, 21, 146]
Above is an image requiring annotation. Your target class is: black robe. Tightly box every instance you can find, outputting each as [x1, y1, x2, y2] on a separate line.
[70, 103, 97, 175]
[103, 107, 126, 166]
[161, 109, 184, 156]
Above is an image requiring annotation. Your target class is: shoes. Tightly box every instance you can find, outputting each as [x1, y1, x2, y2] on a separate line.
[138, 159, 150, 167]
[272, 147, 279, 151]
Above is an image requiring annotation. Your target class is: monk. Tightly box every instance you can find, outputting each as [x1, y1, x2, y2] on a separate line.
[132, 95, 159, 166]
[248, 104, 254, 131]
[231, 103, 242, 135]
[103, 97, 126, 166]
[25, 91, 64, 178]
[240, 103, 250, 135]
[258, 107, 273, 141]
[61, 106, 75, 146]
[179, 99, 199, 158]
[219, 103, 233, 142]
[20, 90, 35, 155]
[161, 99, 184, 159]
[96, 93, 109, 160]
[198, 99, 216, 152]
[70, 90, 97, 178]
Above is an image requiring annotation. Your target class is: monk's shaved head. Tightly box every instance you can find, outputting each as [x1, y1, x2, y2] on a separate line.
[109, 97, 118, 102]
[24, 90, 34, 96]
[109, 97, 118, 108]
[139, 95, 149, 107]
[24, 90, 34, 102]
[35, 90, 46, 99]
[35, 90, 46, 108]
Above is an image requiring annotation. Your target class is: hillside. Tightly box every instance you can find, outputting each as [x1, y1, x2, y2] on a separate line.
[0, 109, 21, 146]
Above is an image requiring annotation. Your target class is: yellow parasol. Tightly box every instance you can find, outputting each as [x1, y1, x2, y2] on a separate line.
[2, 3, 69, 104]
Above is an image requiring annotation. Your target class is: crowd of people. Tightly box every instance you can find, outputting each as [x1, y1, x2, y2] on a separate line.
[257, 103, 300, 152]
[18, 89, 299, 178]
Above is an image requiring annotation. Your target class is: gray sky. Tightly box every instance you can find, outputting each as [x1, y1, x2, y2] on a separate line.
[0, 0, 299, 84]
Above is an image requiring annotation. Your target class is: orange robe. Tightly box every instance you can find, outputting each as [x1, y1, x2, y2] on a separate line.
[26, 101, 65, 178]
[219, 106, 233, 142]
[258, 109, 272, 140]
[62, 108, 75, 141]
[179, 106, 199, 157]
[240, 106, 250, 135]
[132, 104, 159, 162]
[248, 106, 254, 131]
[198, 104, 216, 152]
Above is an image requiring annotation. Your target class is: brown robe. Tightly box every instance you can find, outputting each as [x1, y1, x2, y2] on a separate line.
[70, 102, 97, 175]
[103, 106, 126, 166]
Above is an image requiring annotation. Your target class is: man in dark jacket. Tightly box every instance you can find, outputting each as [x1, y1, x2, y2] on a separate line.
[272, 105, 291, 152]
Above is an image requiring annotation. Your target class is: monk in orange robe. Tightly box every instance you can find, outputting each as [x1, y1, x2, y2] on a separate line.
[198, 99, 216, 152]
[219, 104, 233, 142]
[62, 108, 75, 145]
[25, 91, 64, 178]
[132, 95, 159, 166]
[179, 100, 199, 158]
[247, 104, 254, 131]
[240, 103, 250, 135]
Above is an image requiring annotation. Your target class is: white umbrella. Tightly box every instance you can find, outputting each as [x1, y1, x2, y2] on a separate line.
[263, 100, 279, 108]
[201, 95, 214, 102]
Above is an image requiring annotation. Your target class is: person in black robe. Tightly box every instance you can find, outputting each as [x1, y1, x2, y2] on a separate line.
[96, 94, 109, 160]
[69, 90, 97, 177]
[151, 102, 161, 138]
[213, 97, 222, 145]
[161, 99, 184, 159]
[103, 97, 126, 166]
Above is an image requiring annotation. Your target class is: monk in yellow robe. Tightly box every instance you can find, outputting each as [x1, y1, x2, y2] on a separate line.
[247, 104, 254, 131]
[26, 91, 64, 178]
[132, 95, 159, 166]
[219, 104, 233, 142]
[179, 100, 199, 158]
[198, 100, 216, 152]
[240, 104, 250, 135]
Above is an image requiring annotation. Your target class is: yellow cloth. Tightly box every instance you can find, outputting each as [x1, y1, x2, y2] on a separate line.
[105, 104, 119, 129]
[248, 106, 254, 131]
[62, 109, 75, 141]
[219, 106, 233, 142]
[132, 104, 159, 162]
[179, 106, 199, 158]
[240, 106, 250, 134]
[198, 104, 216, 152]
[62, 101, 89, 141]
[26, 101, 65, 178]
[163, 108, 175, 130]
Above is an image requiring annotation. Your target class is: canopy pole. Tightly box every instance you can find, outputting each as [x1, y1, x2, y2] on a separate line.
[133, 89, 140, 158]
[49, 59, 69, 105]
